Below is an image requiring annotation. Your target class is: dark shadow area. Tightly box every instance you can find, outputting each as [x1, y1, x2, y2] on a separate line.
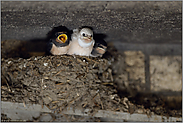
[116, 87, 182, 117]
[1, 25, 72, 59]
[1, 38, 48, 59]
[130, 91, 182, 111]
[144, 53, 151, 92]
[117, 89, 182, 109]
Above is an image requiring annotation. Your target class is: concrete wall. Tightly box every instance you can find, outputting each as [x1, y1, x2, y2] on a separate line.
[1, 1, 182, 44]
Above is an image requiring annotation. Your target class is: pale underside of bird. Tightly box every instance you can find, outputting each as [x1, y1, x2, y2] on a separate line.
[49, 42, 70, 55]
[67, 28, 95, 56]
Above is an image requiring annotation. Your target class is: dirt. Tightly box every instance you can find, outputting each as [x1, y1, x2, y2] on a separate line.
[1, 40, 182, 121]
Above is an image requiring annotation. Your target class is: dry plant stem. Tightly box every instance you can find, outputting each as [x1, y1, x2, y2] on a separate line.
[98, 93, 104, 110]
[54, 70, 64, 76]
[4, 76, 11, 92]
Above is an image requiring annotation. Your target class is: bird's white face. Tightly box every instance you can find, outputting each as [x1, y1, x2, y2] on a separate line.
[79, 28, 93, 43]
[77, 28, 94, 48]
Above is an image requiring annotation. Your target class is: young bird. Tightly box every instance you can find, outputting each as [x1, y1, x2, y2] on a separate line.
[67, 27, 95, 56]
[90, 38, 107, 57]
[47, 26, 72, 55]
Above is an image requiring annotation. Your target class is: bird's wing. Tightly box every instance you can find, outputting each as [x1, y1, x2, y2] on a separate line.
[71, 28, 79, 41]
[73, 28, 79, 33]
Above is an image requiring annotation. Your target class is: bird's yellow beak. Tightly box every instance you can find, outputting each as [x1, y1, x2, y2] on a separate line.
[88, 37, 92, 40]
[57, 34, 68, 43]
[83, 36, 92, 40]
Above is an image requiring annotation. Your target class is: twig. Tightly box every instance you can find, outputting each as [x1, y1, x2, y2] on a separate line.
[45, 104, 51, 110]
[58, 91, 66, 94]
[22, 99, 26, 108]
[41, 99, 44, 109]
[92, 93, 99, 100]
[98, 93, 104, 110]
[51, 100, 59, 104]
[55, 82, 64, 85]
[49, 60, 53, 67]
[69, 95, 80, 104]
[65, 93, 70, 99]
[102, 82, 114, 85]
[50, 105, 57, 110]
[108, 69, 113, 82]
[40, 79, 45, 109]
[4, 75, 11, 92]
[92, 90, 100, 107]
[58, 102, 68, 114]
[115, 108, 120, 111]
[58, 98, 65, 101]
[110, 99, 119, 104]
[67, 94, 80, 110]
[84, 57, 99, 64]
[82, 103, 88, 108]
[75, 73, 85, 79]
[47, 96, 52, 101]
[54, 70, 64, 76]
[94, 102, 100, 107]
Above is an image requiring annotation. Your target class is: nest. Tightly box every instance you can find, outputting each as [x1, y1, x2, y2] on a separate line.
[1, 40, 182, 121]
[2, 55, 132, 115]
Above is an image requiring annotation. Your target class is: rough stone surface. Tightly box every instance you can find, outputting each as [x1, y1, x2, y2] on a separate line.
[1, 1, 182, 44]
[150, 56, 182, 92]
[124, 51, 145, 84]
[39, 114, 53, 122]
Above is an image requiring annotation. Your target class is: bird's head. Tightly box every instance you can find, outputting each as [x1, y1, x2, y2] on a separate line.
[96, 43, 107, 54]
[50, 31, 70, 47]
[79, 28, 93, 43]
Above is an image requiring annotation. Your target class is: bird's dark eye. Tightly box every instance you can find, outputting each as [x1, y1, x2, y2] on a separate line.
[82, 33, 86, 37]
[91, 35, 93, 37]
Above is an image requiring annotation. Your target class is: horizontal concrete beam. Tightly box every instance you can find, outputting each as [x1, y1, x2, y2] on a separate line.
[1, 101, 182, 122]
[1, 1, 182, 44]
[114, 43, 181, 56]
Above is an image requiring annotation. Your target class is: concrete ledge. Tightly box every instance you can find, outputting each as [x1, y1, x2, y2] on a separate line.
[1, 101, 182, 122]
[1, 101, 51, 121]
